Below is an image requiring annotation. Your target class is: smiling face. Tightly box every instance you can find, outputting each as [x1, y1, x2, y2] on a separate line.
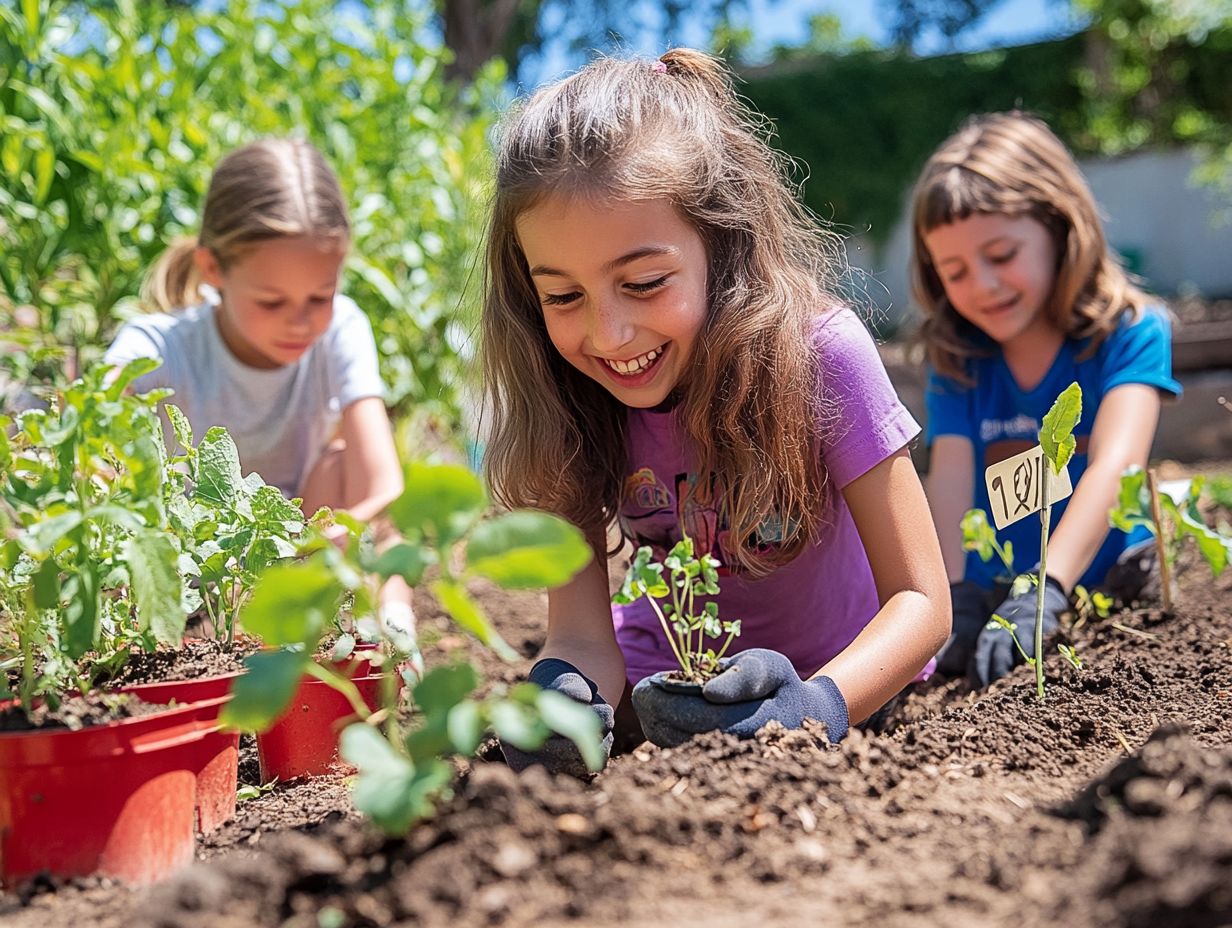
[197, 236, 345, 369]
[923, 212, 1060, 350]
[516, 195, 709, 408]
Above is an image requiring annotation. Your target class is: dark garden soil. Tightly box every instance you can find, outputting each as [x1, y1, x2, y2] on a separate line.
[102, 636, 262, 688]
[4, 468, 1232, 927]
[0, 691, 170, 732]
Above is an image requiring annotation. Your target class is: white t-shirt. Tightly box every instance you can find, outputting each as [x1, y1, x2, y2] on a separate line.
[104, 295, 385, 497]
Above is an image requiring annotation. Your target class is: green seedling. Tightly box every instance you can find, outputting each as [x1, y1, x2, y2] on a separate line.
[1108, 467, 1231, 612]
[1057, 643, 1083, 671]
[988, 615, 1084, 676]
[222, 461, 604, 834]
[1030, 380, 1082, 701]
[0, 360, 192, 715]
[1072, 584, 1114, 628]
[162, 407, 309, 643]
[236, 778, 279, 802]
[612, 538, 741, 685]
[961, 508, 1015, 580]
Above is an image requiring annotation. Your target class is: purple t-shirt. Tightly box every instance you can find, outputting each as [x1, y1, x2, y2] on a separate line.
[612, 309, 921, 687]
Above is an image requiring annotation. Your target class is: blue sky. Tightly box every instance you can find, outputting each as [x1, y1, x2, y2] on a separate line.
[524, 0, 1085, 87]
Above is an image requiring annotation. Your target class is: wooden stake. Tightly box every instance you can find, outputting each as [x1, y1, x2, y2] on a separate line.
[1145, 468, 1173, 614]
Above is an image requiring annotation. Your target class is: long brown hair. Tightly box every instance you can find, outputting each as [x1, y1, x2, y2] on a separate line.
[141, 137, 349, 312]
[910, 111, 1150, 384]
[482, 48, 847, 576]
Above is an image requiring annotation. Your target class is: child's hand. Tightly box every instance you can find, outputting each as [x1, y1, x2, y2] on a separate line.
[972, 574, 1069, 686]
[631, 648, 848, 748]
[934, 580, 995, 677]
[501, 658, 615, 778]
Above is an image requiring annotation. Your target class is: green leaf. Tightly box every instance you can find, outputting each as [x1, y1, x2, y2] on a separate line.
[488, 697, 549, 750]
[387, 462, 487, 546]
[430, 578, 517, 661]
[413, 663, 479, 716]
[62, 561, 100, 659]
[446, 700, 485, 755]
[106, 357, 161, 400]
[23, 510, 83, 555]
[165, 403, 194, 453]
[341, 723, 453, 834]
[220, 648, 308, 731]
[537, 688, 605, 772]
[194, 427, 245, 505]
[239, 556, 345, 647]
[1039, 382, 1082, 473]
[124, 531, 187, 646]
[465, 511, 591, 589]
[32, 557, 60, 609]
[370, 542, 434, 586]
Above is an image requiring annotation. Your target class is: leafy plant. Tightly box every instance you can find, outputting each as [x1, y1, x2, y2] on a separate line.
[1072, 584, 1114, 626]
[960, 507, 1015, 580]
[221, 461, 604, 834]
[612, 538, 742, 685]
[161, 408, 310, 643]
[1108, 467, 1231, 611]
[0, 359, 189, 713]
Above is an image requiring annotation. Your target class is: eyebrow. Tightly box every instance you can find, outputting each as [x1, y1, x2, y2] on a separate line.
[529, 245, 677, 278]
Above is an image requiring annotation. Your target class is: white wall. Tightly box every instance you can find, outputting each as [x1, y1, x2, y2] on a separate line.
[850, 147, 1232, 333]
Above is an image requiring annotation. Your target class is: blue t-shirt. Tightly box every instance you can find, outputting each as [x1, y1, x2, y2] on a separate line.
[925, 306, 1182, 590]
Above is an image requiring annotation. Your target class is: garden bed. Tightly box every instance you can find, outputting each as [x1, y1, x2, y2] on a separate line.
[2, 476, 1230, 928]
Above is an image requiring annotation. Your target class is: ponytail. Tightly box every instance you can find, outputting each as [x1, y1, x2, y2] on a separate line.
[141, 236, 203, 313]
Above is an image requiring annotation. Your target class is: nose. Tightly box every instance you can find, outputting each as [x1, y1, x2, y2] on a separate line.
[588, 297, 635, 355]
[974, 259, 1001, 295]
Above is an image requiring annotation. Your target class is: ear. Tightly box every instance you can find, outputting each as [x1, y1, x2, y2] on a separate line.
[194, 246, 224, 289]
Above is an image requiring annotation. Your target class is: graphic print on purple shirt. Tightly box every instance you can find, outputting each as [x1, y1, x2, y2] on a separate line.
[611, 308, 923, 688]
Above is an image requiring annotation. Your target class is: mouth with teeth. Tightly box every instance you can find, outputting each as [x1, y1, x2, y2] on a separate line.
[600, 343, 667, 380]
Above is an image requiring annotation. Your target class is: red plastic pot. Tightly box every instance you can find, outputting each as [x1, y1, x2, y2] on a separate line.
[0, 695, 229, 888]
[255, 648, 387, 781]
[119, 672, 244, 835]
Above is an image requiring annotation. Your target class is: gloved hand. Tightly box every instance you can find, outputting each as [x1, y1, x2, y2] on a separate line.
[631, 648, 849, 749]
[934, 580, 994, 677]
[500, 658, 615, 778]
[972, 573, 1069, 686]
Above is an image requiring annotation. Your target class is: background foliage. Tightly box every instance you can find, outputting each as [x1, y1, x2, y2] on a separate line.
[0, 0, 501, 426]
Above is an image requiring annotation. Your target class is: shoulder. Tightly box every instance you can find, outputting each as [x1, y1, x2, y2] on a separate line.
[329, 294, 371, 331]
[105, 308, 203, 361]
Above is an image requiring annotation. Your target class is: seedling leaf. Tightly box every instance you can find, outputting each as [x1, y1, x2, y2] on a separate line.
[1040, 382, 1082, 474]
[124, 530, 186, 646]
[465, 511, 592, 588]
[221, 648, 308, 731]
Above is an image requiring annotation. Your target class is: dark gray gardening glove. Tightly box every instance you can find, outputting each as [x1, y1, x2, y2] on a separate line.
[631, 648, 849, 748]
[972, 573, 1069, 686]
[934, 580, 995, 677]
[500, 658, 615, 778]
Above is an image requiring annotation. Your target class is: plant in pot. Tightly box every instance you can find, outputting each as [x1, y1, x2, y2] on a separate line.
[612, 538, 742, 693]
[0, 360, 231, 886]
[222, 461, 608, 832]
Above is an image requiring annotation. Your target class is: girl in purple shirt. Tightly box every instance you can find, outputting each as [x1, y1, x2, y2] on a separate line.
[481, 48, 950, 774]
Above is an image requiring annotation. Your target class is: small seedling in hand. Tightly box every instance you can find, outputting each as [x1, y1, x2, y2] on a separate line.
[613, 538, 741, 685]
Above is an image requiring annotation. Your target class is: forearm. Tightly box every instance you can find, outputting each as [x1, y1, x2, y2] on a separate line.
[815, 587, 950, 724]
[541, 634, 627, 709]
[1041, 461, 1128, 591]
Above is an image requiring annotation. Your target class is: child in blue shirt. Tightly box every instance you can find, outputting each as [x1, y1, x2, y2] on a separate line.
[911, 112, 1181, 685]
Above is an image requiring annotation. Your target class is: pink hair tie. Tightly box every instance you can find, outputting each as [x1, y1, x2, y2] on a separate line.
[651, 60, 667, 74]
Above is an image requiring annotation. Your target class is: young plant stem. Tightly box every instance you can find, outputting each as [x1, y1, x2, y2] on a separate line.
[1145, 468, 1174, 613]
[646, 596, 690, 677]
[1035, 465, 1050, 702]
[305, 659, 373, 720]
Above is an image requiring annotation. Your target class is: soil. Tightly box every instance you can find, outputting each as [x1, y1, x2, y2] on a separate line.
[3, 470, 1232, 927]
[102, 636, 262, 688]
[0, 691, 169, 732]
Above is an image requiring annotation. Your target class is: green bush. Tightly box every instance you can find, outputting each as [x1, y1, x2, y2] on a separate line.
[0, 0, 501, 428]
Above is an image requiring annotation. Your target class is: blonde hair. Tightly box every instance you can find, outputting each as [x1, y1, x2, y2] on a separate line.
[910, 111, 1150, 384]
[482, 48, 847, 576]
[142, 138, 350, 312]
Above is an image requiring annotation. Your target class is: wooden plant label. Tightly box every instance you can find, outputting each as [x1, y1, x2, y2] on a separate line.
[984, 444, 1073, 530]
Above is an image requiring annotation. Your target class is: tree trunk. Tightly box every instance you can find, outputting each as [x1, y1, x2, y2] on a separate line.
[442, 0, 523, 83]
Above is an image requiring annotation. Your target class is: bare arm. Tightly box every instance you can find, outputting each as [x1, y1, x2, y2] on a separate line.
[816, 448, 952, 723]
[925, 435, 976, 583]
[327, 396, 404, 524]
[542, 539, 627, 709]
[1040, 384, 1161, 591]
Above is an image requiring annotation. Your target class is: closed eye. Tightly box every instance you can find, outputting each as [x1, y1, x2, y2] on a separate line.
[542, 291, 581, 307]
[258, 300, 284, 310]
[988, 250, 1017, 264]
[626, 275, 668, 294]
